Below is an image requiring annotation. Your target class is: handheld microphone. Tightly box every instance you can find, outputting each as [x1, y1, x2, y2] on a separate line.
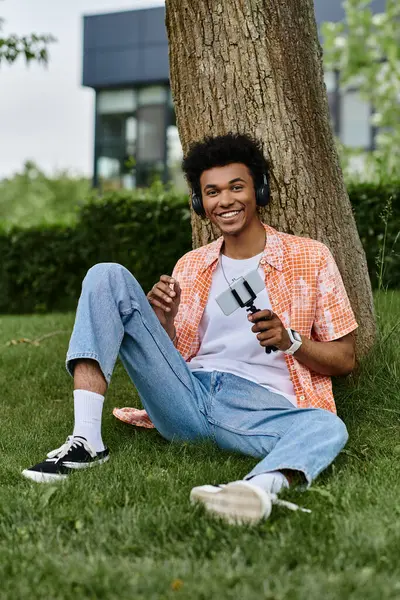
[215, 269, 278, 354]
[230, 280, 278, 354]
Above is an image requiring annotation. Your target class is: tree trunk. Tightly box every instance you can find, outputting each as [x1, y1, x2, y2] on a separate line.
[165, 0, 376, 358]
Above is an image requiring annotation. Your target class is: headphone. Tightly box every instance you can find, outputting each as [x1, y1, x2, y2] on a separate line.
[191, 173, 270, 218]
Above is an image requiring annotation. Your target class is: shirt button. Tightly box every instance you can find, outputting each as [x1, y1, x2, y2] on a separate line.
[299, 395, 305, 401]
[260, 259, 266, 265]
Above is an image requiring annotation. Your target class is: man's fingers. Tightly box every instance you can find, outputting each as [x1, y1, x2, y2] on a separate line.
[252, 321, 273, 333]
[159, 275, 180, 298]
[148, 297, 172, 312]
[161, 274, 176, 288]
[160, 275, 173, 283]
[168, 278, 180, 297]
[173, 280, 181, 298]
[260, 335, 278, 347]
[255, 326, 277, 344]
[156, 279, 174, 295]
[150, 284, 172, 304]
[255, 310, 274, 320]
[149, 275, 181, 312]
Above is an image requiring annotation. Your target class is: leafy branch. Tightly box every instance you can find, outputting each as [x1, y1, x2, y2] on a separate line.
[321, 0, 400, 178]
[0, 17, 56, 65]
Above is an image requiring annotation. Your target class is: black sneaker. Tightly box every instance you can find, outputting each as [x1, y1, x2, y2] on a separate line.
[22, 436, 110, 483]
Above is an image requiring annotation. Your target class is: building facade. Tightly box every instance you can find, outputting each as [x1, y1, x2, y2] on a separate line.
[82, 1, 385, 190]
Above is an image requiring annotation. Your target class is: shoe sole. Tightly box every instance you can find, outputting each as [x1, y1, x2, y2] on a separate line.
[21, 454, 110, 483]
[190, 481, 272, 525]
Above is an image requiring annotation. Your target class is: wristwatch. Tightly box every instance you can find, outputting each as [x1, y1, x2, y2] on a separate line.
[283, 328, 302, 355]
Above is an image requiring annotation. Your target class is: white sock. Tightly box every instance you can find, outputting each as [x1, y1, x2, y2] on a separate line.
[73, 389, 105, 452]
[247, 471, 290, 495]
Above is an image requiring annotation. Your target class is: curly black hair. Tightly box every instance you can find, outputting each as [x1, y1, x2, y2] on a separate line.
[181, 132, 269, 195]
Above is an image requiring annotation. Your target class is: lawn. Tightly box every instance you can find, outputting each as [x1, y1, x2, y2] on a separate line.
[0, 292, 399, 600]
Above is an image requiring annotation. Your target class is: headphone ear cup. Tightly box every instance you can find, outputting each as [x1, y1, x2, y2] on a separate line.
[191, 191, 205, 217]
[256, 174, 270, 207]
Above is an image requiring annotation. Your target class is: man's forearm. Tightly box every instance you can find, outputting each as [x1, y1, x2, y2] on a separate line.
[292, 335, 354, 377]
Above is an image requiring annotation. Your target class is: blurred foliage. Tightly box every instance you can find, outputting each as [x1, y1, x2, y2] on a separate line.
[322, 0, 400, 179]
[347, 179, 400, 290]
[0, 176, 399, 314]
[0, 161, 90, 230]
[0, 180, 192, 314]
[0, 16, 55, 65]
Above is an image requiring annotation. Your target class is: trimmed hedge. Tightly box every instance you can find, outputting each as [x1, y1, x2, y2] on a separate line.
[0, 185, 192, 314]
[347, 180, 399, 290]
[0, 180, 399, 314]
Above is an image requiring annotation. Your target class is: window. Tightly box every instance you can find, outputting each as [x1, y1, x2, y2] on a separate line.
[94, 85, 185, 189]
[126, 116, 137, 156]
[340, 90, 371, 148]
[138, 86, 166, 106]
[98, 90, 136, 114]
[96, 109, 136, 190]
[137, 105, 165, 163]
[95, 89, 139, 189]
[97, 156, 120, 184]
[324, 71, 339, 134]
[167, 108, 185, 191]
[98, 114, 125, 145]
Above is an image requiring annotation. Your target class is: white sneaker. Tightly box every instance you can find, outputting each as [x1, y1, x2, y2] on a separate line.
[190, 481, 273, 525]
[190, 480, 312, 525]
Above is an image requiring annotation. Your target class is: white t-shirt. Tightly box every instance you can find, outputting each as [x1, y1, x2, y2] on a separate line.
[188, 252, 297, 406]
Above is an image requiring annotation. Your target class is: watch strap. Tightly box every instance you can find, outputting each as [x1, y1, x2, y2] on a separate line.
[283, 328, 302, 355]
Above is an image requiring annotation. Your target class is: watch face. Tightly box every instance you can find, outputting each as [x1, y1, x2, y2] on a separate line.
[291, 330, 301, 342]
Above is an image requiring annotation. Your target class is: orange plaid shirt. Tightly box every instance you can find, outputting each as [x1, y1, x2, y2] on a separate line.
[172, 223, 358, 414]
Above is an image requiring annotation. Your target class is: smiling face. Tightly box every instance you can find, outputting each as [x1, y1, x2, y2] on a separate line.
[199, 163, 260, 236]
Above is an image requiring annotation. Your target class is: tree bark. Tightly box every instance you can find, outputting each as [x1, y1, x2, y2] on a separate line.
[165, 0, 376, 358]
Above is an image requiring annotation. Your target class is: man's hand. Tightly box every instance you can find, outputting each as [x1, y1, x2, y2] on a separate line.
[248, 310, 356, 375]
[147, 275, 181, 333]
[248, 309, 292, 351]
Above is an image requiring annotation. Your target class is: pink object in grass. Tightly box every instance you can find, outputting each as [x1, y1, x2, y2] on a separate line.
[112, 407, 155, 429]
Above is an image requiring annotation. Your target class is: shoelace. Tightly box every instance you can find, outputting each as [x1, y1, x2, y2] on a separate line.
[46, 436, 97, 464]
[269, 493, 312, 513]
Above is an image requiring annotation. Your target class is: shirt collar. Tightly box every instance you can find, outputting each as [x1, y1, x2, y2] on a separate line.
[200, 223, 284, 273]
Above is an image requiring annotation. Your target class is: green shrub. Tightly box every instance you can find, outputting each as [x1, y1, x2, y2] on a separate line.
[0, 161, 89, 230]
[0, 179, 398, 314]
[0, 224, 81, 314]
[347, 180, 400, 290]
[0, 182, 192, 314]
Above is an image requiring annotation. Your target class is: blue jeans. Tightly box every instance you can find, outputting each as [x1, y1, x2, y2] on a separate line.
[66, 263, 348, 486]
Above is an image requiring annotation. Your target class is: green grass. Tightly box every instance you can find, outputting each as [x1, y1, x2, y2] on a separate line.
[0, 292, 400, 600]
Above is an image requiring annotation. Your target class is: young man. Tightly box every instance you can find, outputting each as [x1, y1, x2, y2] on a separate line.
[22, 133, 358, 525]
